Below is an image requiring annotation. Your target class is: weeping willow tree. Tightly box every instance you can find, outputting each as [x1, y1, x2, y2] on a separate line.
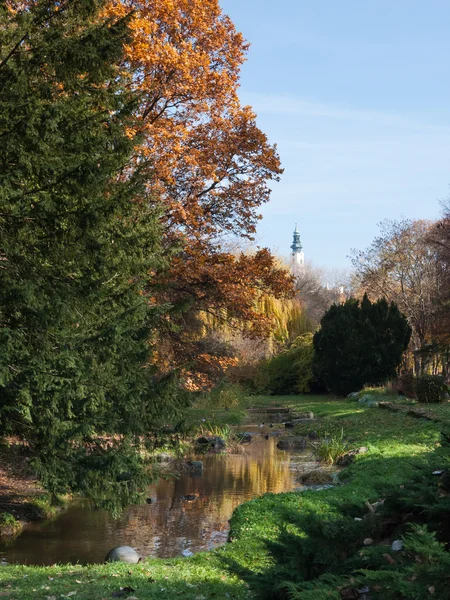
[196, 295, 313, 365]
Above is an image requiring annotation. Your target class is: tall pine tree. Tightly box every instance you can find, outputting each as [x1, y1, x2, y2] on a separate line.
[0, 0, 185, 509]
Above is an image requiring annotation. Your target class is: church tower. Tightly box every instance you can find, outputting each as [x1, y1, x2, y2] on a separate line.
[290, 223, 305, 277]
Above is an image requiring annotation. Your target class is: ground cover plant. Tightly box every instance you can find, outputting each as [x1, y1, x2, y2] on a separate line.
[226, 397, 450, 599]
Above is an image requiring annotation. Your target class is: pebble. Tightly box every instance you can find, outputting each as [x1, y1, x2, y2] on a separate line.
[363, 538, 374, 546]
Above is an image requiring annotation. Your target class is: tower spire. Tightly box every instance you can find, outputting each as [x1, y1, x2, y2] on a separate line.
[289, 223, 305, 277]
[291, 223, 302, 253]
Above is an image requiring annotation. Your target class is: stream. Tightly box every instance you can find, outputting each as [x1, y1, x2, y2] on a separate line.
[0, 428, 317, 565]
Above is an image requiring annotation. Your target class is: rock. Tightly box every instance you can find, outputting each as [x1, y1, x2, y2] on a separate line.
[181, 494, 197, 501]
[297, 469, 334, 485]
[363, 538, 373, 546]
[146, 496, 156, 504]
[337, 447, 368, 466]
[155, 452, 173, 463]
[296, 412, 315, 420]
[358, 394, 379, 407]
[196, 436, 211, 446]
[307, 431, 319, 440]
[276, 438, 307, 451]
[391, 540, 403, 551]
[277, 439, 291, 449]
[214, 436, 226, 448]
[295, 483, 334, 492]
[284, 414, 315, 428]
[105, 546, 141, 564]
[347, 391, 360, 400]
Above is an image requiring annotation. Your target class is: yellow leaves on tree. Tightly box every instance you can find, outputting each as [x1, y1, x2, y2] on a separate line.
[104, 0, 282, 240]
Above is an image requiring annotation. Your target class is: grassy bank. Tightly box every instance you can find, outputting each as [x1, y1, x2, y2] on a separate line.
[1, 393, 449, 599]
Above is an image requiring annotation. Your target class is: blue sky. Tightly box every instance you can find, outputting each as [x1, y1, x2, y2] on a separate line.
[221, 0, 450, 269]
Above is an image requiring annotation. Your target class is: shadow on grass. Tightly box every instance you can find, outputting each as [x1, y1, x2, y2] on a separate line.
[220, 448, 448, 600]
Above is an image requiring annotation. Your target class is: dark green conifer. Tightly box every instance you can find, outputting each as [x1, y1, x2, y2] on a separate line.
[0, 0, 185, 509]
[313, 294, 411, 396]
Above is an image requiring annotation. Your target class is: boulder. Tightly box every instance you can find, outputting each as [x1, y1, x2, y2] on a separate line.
[358, 394, 379, 407]
[105, 546, 141, 564]
[155, 452, 173, 463]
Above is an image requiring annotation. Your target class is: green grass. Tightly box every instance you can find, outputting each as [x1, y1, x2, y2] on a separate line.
[2, 393, 450, 599]
[0, 553, 249, 600]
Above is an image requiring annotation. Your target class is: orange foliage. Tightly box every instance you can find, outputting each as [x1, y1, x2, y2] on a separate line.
[104, 0, 282, 240]
[105, 0, 293, 373]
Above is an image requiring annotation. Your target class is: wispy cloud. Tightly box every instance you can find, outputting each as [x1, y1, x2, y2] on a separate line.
[242, 92, 450, 136]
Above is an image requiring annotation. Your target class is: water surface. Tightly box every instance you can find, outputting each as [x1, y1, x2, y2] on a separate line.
[0, 429, 314, 565]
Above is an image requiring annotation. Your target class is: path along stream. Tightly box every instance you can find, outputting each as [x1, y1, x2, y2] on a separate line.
[0, 426, 318, 565]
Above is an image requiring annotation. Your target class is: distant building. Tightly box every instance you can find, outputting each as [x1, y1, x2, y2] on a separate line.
[290, 223, 305, 277]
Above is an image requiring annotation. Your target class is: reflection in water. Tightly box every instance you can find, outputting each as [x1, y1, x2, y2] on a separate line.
[0, 429, 313, 565]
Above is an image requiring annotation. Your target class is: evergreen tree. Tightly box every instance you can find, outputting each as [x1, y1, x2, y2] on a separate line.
[313, 295, 411, 396]
[0, 0, 186, 509]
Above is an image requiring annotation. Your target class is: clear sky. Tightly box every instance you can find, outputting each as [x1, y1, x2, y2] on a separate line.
[221, 0, 449, 269]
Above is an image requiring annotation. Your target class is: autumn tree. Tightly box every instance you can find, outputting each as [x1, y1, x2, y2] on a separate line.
[98, 0, 293, 373]
[352, 219, 443, 375]
[427, 205, 450, 375]
[295, 264, 352, 326]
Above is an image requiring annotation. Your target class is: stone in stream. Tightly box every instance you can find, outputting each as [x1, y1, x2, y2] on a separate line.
[105, 546, 141, 563]
[276, 438, 307, 451]
[181, 494, 197, 501]
[195, 436, 226, 449]
[284, 413, 315, 428]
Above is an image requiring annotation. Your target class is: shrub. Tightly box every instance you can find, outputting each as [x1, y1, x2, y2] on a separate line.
[196, 382, 247, 409]
[312, 429, 350, 465]
[255, 333, 315, 395]
[313, 295, 411, 396]
[415, 375, 448, 403]
[391, 372, 416, 398]
[0, 512, 21, 536]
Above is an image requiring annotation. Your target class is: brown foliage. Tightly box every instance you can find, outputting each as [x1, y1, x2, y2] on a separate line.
[352, 219, 444, 375]
[102, 0, 292, 372]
